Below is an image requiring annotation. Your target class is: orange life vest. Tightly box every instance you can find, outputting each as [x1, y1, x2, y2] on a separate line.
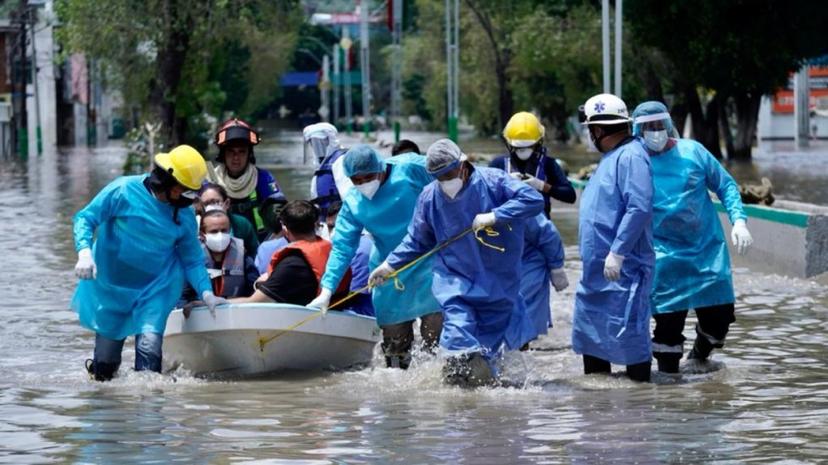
[268, 238, 352, 303]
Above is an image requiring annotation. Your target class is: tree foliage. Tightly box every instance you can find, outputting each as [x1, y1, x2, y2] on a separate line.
[56, 0, 302, 148]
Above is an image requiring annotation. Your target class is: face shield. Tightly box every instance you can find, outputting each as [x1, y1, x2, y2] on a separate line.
[303, 136, 329, 166]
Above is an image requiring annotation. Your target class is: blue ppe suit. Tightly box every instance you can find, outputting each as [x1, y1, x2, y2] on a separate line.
[649, 138, 746, 314]
[385, 166, 544, 360]
[572, 138, 655, 366]
[522, 214, 565, 339]
[320, 153, 440, 325]
[72, 175, 212, 341]
[345, 234, 376, 316]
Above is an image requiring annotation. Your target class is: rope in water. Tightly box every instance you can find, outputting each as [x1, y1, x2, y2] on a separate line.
[256, 225, 507, 351]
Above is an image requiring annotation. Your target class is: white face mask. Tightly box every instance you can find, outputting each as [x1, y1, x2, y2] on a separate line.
[643, 130, 669, 152]
[439, 177, 464, 199]
[204, 232, 231, 252]
[356, 179, 381, 200]
[204, 203, 225, 213]
[515, 148, 534, 160]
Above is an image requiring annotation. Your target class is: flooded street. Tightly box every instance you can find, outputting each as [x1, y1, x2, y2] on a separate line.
[2, 130, 828, 464]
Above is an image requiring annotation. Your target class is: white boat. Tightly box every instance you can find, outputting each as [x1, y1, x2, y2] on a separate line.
[163, 303, 381, 378]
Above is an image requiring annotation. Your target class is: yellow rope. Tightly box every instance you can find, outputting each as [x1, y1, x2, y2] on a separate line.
[257, 224, 509, 351]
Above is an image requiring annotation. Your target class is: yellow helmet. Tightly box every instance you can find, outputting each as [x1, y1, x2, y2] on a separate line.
[502, 112, 545, 148]
[154, 145, 207, 190]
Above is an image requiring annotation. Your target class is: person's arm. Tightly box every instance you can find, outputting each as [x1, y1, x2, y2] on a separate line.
[529, 215, 565, 270]
[176, 214, 212, 296]
[385, 193, 437, 270]
[699, 142, 746, 224]
[488, 156, 505, 169]
[544, 157, 577, 204]
[610, 150, 653, 257]
[319, 200, 364, 292]
[492, 172, 545, 223]
[240, 256, 260, 297]
[73, 178, 125, 251]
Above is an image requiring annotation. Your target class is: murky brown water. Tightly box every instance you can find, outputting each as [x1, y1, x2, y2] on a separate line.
[1, 130, 827, 464]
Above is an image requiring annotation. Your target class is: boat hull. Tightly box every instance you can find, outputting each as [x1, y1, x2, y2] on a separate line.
[163, 304, 381, 377]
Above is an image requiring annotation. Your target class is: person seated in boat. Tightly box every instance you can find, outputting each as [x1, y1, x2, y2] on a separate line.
[326, 200, 374, 317]
[198, 183, 262, 259]
[369, 139, 544, 387]
[231, 200, 351, 306]
[206, 118, 286, 241]
[307, 145, 443, 370]
[391, 139, 421, 156]
[254, 199, 290, 274]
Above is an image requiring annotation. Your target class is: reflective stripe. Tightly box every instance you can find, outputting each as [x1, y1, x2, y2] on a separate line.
[696, 325, 725, 347]
[652, 342, 684, 354]
[248, 190, 264, 232]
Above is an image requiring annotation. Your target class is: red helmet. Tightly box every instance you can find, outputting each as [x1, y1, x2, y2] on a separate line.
[215, 118, 260, 147]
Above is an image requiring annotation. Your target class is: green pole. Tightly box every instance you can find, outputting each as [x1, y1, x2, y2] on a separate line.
[448, 116, 458, 142]
[36, 126, 42, 154]
[17, 127, 28, 159]
[394, 121, 400, 143]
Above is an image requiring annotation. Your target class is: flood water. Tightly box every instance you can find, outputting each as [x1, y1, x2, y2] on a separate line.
[2, 129, 828, 464]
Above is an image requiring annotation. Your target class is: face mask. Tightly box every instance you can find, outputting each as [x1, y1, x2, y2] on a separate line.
[515, 148, 534, 161]
[643, 130, 668, 152]
[170, 195, 195, 208]
[204, 232, 231, 252]
[439, 177, 464, 199]
[204, 203, 225, 213]
[356, 179, 381, 200]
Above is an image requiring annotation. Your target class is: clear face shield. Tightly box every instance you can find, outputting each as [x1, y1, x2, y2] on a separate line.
[633, 112, 678, 152]
[303, 137, 330, 166]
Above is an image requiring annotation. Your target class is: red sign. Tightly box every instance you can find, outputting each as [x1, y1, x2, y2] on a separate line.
[772, 67, 828, 113]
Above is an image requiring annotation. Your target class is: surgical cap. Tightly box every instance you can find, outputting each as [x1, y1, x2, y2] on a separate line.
[631, 101, 675, 137]
[343, 144, 385, 177]
[426, 139, 467, 176]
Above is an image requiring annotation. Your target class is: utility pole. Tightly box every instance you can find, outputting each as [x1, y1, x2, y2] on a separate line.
[29, 5, 41, 155]
[359, 0, 372, 137]
[794, 65, 810, 148]
[601, 0, 610, 94]
[17, 0, 28, 158]
[333, 44, 340, 125]
[614, 0, 623, 97]
[341, 28, 353, 135]
[390, 0, 402, 143]
[445, 0, 459, 141]
[320, 54, 331, 122]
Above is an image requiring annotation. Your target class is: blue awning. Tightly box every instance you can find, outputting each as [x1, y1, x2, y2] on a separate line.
[280, 72, 319, 87]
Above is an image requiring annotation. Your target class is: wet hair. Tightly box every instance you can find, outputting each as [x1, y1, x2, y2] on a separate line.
[200, 182, 228, 201]
[200, 209, 230, 232]
[392, 139, 421, 156]
[280, 200, 319, 236]
[326, 200, 343, 219]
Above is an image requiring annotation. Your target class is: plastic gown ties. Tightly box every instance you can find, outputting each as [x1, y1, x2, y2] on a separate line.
[258, 223, 513, 350]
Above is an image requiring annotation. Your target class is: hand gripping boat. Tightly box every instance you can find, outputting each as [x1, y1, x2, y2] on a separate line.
[163, 303, 381, 378]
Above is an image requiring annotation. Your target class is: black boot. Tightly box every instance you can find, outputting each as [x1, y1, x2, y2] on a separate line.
[653, 352, 682, 374]
[85, 359, 119, 382]
[442, 353, 494, 388]
[626, 361, 651, 383]
[687, 336, 714, 362]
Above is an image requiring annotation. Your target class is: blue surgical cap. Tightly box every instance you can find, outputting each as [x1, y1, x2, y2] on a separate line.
[631, 101, 675, 136]
[343, 144, 385, 177]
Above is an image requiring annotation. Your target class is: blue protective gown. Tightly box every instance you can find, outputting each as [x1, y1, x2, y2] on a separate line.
[522, 214, 565, 339]
[649, 138, 746, 314]
[573, 138, 655, 366]
[385, 166, 544, 360]
[320, 153, 440, 326]
[72, 175, 212, 341]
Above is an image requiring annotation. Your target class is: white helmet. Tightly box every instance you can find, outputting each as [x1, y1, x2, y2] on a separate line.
[581, 93, 631, 125]
[303, 122, 338, 142]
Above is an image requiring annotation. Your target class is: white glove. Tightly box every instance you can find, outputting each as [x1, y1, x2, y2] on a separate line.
[603, 252, 624, 281]
[202, 290, 228, 318]
[307, 287, 333, 316]
[509, 172, 523, 180]
[551, 268, 569, 291]
[522, 174, 546, 192]
[730, 219, 753, 255]
[74, 248, 97, 280]
[472, 212, 497, 231]
[368, 261, 395, 288]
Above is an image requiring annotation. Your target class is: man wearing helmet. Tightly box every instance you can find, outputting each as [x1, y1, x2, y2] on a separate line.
[72, 145, 228, 381]
[208, 118, 286, 241]
[490, 112, 576, 218]
[572, 93, 655, 382]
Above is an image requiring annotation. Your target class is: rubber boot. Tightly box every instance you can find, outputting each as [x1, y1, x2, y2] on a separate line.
[85, 359, 120, 382]
[687, 332, 717, 362]
[419, 312, 443, 355]
[653, 352, 682, 374]
[381, 321, 414, 370]
[442, 353, 494, 388]
[583, 354, 611, 375]
[626, 361, 651, 383]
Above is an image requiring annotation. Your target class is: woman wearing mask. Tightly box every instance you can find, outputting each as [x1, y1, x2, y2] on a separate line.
[198, 209, 260, 300]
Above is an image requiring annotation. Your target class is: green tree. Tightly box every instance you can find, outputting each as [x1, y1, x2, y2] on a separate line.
[57, 0, 301, 147]
[629, 0, 828, 160]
